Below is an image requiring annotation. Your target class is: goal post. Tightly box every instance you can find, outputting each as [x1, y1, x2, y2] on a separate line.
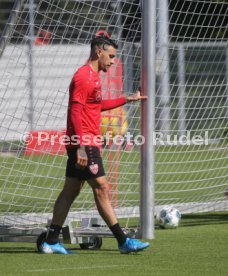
[140, 0, 156, 239]
[0, 0, 228, 244]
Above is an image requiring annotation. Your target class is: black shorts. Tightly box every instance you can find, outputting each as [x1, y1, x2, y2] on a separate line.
[65, 146, 105, 180]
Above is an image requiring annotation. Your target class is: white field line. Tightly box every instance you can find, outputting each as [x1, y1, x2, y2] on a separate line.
[27, 264, 133, 273]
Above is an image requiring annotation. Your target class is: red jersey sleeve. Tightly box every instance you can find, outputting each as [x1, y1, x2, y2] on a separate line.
[70, 103, 84, 145]
[101, 97, 127, 111]
[71, 70, 90, 105]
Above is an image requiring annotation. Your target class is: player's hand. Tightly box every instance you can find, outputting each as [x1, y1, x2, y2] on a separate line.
[76, 146, 88, 169]
[126, 90, 148, 102]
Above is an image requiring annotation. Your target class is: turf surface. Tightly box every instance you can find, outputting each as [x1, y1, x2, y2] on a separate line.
[0, 144, 227, 213]
[0, 213, 228, 276]
[0, 145, 227, 275]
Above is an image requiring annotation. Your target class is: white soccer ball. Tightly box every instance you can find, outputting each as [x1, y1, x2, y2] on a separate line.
[156, 206, 181, 229]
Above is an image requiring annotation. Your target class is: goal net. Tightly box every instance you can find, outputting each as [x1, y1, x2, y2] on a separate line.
[0, 0, 227, 236]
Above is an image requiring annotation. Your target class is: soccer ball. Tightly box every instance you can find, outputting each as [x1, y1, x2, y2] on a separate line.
[156, 206, 181, 229]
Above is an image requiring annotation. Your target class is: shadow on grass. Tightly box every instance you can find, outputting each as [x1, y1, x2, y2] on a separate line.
[0, 244, 123, 254]
[0, 246, 36, 254]
[181, 212, 228, 227]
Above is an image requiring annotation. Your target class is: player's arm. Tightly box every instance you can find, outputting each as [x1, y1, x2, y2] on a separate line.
[70, 71, 90, 168]
[125, 90, 148, 102]
[70, 103, 88, 168]
[76, 146, 87, 169]
[101, 97, 126, 111]
[101, 90, 147, 111]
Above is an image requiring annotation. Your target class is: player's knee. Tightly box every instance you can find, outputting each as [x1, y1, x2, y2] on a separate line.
[94, 182, 109, 199]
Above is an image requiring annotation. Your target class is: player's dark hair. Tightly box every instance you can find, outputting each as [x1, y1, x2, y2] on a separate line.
[90, 35, 118, 51]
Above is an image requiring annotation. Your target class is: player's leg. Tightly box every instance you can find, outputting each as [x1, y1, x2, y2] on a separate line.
[85, 147, 119, 227]
[87, 176, 150, 253]
[47, 177, 84, 242]
[41, 177, 84, 254]
[87, 175, 119, 226]
[45, 147, 85, 242]
[87, 175, 126, 245]
[51, 177, 84, 226]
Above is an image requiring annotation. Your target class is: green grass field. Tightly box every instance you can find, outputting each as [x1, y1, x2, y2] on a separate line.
[0, 213, 228, 276]
[0, 144, 227, 213]
[0, 144, 227, 275]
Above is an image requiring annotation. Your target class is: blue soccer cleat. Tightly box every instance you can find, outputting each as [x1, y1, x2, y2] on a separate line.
[118, 238, 150, 254]
[41, 241, 69, 254]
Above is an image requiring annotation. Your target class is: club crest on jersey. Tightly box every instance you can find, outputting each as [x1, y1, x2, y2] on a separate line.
[89, 163, 98, 175]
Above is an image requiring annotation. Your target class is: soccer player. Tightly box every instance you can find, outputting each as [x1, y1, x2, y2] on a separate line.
[41, 34, 150, 254]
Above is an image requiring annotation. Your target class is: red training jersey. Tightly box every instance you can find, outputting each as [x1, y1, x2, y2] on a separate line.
[66, 64, 102, 147]
[66, 64, 127, 148]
